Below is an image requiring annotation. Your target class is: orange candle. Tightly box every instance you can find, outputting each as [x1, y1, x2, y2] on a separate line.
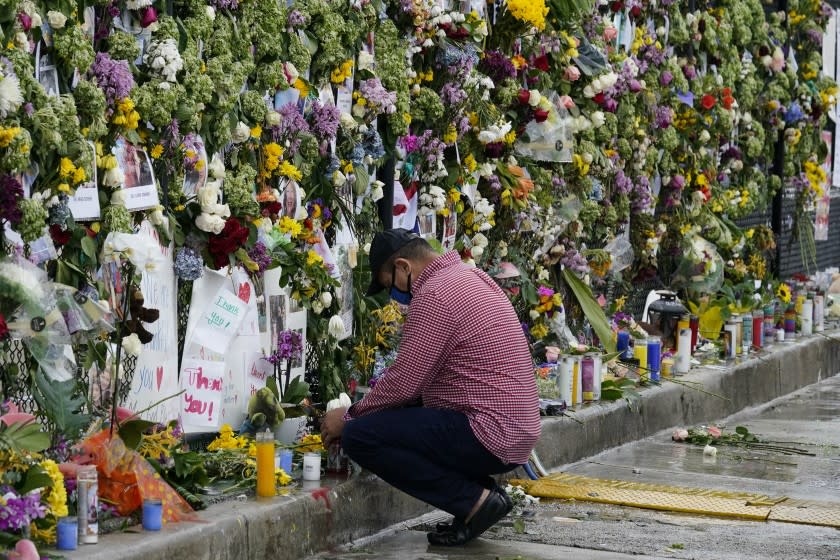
[256, 430, 275, 497]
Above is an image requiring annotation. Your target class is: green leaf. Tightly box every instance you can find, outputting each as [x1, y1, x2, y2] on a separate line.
[0, 421, 50, 453]
[118, 419, 157, 450]
[31, 371, 90, 438]
[562, 268, 616, 353]
[19, 465, 53, 494]
[735, 426, 749, 436]
[280, 376, 310, 405]
[81, 235, 97, 261]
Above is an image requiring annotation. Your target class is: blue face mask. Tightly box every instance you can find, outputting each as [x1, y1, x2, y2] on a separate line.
[389, 264, 412, 305]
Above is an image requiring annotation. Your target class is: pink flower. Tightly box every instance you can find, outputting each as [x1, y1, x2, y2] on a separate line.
[672, 428, 689, 441]
[537, 286, 555, 298]
[604, 26, 618, 41]
[545, 346, 561, 362]
[8, 539, 39, 560]
[563, 66, 581, 81]
[707, 426, 722, 438]
[558, 95, 575, 109]
[139, 6, 157, 27]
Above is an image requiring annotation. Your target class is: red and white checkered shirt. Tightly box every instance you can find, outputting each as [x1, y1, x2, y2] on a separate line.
[346, 251, 541, 464]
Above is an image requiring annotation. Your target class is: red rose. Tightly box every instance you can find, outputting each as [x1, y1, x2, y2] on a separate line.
[533, 55, 550, 72]
[0, 312, 8, 340]
[610, 1, 624, 12]
[701, 94, 716, 110]
[593, 92, 606, 106]
[517, 89, 531, 105]
[261, 201, 282, 217]
[208, 218, 250, 269]
[534, 109, 550, 123]
[49, 224, 72, 246]
[630, 5, 641, 17]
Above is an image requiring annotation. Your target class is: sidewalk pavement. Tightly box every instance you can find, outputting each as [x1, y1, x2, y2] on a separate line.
[60, 331, 840, 560]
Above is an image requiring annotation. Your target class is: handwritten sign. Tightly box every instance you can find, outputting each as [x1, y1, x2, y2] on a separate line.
[246, 353, 272, 396]
[179, 358, 225, 431]
[125, 220, 180, 423]
[191, 287, 246, 354]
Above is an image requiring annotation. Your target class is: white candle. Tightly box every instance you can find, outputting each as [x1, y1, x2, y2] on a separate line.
[557, 357, 573, 405]
[302, 452, 321, 481]
[676, 328, 691, 374]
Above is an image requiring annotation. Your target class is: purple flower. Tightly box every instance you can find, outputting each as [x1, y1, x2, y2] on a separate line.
[247, 242, 272, 274]
[358, 78, 397, 114]
[89, 52, 135, 110]
[0, 175, 24, 226]
[0, 488, 47, 531]
[660, 71, 673, 86]
[682, 65, 697, 80]
[287, 10, 307, 28]
[654, 105, 673, 129]
[174, 247, 204, 281]
[537, 286, 555, 298]
[440, 82, 468, 106]
[309, 100, 340, 146]
[676, 90, 694, 107]
[485, 141, 505, 158]
[480, 50, 517, 82]
[614, 169, 633, 195]
[265, 329, 303, 364]
[210, 0, 239, 9]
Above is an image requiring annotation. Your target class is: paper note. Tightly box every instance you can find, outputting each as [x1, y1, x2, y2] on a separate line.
[190, 287, 247, 354]
[179, 358, 225, 431]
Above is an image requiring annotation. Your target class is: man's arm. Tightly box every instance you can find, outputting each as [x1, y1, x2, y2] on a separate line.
[345, 289, 459, 419]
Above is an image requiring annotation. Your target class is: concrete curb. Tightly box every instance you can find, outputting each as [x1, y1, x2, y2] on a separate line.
[60, 332, 840, 560]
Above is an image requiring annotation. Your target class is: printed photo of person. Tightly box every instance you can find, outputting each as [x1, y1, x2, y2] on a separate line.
[268, 294, 287, 351]
[290, 328, 304, 369]
[281, 180, 298, 218]
[182, 136, 208, 197]
[116, 138, 154, 189]
[37, 58, 60, 98]
[418, 212, 435, 239]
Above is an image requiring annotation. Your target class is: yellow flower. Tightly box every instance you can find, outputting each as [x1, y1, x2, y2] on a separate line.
[278, 215, 303, 238]
[776, 283, 792, 304]
[250, 125, 263, 138]
[207, 424, 249, 450]
[530, 322, 549, 339]
[59, 157, 76, 178]
[279, 160, 303, 181]
[72, 166, 87, 184]
[464, 153, 477, 173]
[614, 295, 627, 312]
[402, 112, 412, 126]
[294, 78, 310, 97]
[57, 183, 71, 193]
[99, 154, 118, 170]
[506, 0, 548, 30]
[342, 160, 354, 174]
[90, 222, 101, 233]
[443, 125, 457, 144]
[307, 250, 323, 267]
[297, 434, 324, 453]
[41, 459, 68, 519]
[504, 130, 517, 145]
[275, 468, 292, 486]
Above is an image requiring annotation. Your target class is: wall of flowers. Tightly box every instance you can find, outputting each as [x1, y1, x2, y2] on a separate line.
[0, 0, 837, 551]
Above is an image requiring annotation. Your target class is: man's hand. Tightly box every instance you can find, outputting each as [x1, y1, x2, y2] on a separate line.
[320, 407, 347, 447]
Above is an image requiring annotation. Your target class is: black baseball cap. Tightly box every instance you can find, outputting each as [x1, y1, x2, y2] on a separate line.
[366, 229, 421, 295]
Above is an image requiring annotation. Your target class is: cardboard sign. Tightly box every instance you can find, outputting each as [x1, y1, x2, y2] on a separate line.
[190, 287, 247, 354]
[179, 358, 225, 430]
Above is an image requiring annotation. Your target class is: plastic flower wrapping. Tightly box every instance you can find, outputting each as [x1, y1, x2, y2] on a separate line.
[0, 0, 838, 551]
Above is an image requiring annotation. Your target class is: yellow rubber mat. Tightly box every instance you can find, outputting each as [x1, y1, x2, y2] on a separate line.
[511, 473, 840, 528]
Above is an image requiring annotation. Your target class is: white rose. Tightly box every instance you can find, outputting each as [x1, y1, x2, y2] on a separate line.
[370, 180, 384, 202]
[471, 245, 484, 258]
[205, 6, 216, 19]
[320, 292, 333, 308]
[231, 121, 250, 143]
[703, 444, 717, 457]
[591, 77, 603, 92]
[149, 206, 165, 226]
[328, 315, 346, 339]
[265, 110, 281, 127]
[122, 333, 143, 357]
[528, 90, 542, 107]
[14, 32, 28, 51]
[195, 212, 225, 234]
[591, 111, 606, 128]
[197, 185, 220, 209]
[110, 189, 127, 207]
[699, 130, 711, 144]
[30, 13, 42, 27]
[311, 300, 324, 315]
[47, 11, 67, 29]
[529, 309, 540, 320]
[207, 154, 225, 179]
[357, 51, 375, 73]
[104, 168, 126, 188]
[582, 85, 595, 98]
[339, 112, 357, 130]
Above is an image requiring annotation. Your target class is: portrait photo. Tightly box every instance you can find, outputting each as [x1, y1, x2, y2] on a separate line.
[281, 180, 299, 218]
[418, 212, 435, 239]
[115, 137, 154, 190]
[182, 136, 208, 197]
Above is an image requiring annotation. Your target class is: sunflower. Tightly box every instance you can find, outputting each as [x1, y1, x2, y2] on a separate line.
[776, 283, 792, 304]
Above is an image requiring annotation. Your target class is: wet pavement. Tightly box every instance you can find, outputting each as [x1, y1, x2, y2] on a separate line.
[307, 374, 840, 560]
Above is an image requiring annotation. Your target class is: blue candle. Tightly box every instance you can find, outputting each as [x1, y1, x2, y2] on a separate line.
[617, 330, 631, 359]
[279, 449, 293, 474]
[56, 516, 78, 550]
[142, 499, 163, 531]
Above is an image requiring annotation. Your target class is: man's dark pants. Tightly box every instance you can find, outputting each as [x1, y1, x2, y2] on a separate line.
[341, 407, 517, 519]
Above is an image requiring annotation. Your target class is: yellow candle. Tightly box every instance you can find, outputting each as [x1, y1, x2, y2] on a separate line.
[634, 342, 647, 379]
[256, 431, 276, 497]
